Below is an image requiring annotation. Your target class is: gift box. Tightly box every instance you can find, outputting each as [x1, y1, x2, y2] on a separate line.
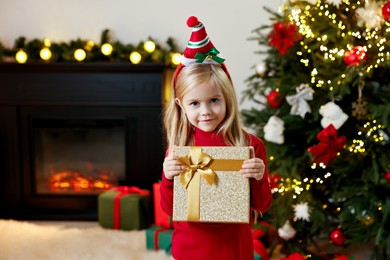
[153, 182, 172, 228]
[146, 225, 173, 255]
[98, 186, 150, 230]
[173, 146, 250, 223]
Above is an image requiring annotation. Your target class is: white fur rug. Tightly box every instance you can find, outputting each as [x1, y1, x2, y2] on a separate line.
[0, 219, 172, 260]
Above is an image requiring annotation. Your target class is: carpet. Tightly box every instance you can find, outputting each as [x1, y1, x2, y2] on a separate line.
[0, 219, 172, 260]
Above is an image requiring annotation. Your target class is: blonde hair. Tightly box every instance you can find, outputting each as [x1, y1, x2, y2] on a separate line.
[163, 64, 248, 147]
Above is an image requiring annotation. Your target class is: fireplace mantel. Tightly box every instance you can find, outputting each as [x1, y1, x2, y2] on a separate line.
[0, 63, 166, 220]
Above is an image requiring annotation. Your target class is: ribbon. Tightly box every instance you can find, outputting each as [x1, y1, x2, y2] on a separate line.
[177, 146, 244, 221]
[307, 124, 346, 165]
[195, 48, 225, 64]
[252, 228, 269, 260]
[153, 227, 169, 251]
[111, 186, 150, 229]
[286, 85, 313, 118]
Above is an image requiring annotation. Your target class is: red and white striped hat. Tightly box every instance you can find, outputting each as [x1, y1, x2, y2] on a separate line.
[173, 16, 230, 86]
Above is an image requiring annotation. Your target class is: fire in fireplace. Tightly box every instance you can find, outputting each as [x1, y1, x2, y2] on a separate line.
[34, 118, 124, 195]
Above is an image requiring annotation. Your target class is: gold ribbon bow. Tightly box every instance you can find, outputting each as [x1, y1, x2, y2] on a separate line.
[177, 146, 244, 221]
[177, 146, 216, 189]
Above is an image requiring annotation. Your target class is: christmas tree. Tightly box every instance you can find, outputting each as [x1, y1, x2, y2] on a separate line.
[242, 0, 390, 259]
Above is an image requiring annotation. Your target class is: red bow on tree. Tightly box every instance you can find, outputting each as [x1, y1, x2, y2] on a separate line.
[268, 22, 301, 55]
[307, 124, 346, 165]
[252, 228, 269, 260]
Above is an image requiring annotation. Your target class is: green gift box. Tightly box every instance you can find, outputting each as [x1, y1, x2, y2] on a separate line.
[98, 186, 150, 230]
[146, 225, 173, 255]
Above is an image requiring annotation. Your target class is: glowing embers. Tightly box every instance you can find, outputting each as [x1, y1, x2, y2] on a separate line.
[48, 165, 117, 193]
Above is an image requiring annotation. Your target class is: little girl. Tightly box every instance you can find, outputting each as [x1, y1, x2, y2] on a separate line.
[160, 16, 272, 260]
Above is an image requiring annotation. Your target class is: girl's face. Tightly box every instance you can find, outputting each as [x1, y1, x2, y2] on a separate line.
[176, 82, 226, 132]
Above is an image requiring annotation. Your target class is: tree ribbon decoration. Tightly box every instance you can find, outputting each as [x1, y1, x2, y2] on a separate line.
[252, 228, 270, 260]
[177, 146, 244, 221]
[286, 84, 313, 118]
[194, 48, 225, 64]
[307, 124, 346, 165]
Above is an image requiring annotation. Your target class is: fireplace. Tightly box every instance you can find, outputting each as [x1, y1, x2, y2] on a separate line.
[0, 63, 166, 220]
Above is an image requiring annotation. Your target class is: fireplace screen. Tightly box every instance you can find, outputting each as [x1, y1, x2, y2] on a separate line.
[33, 118, 125, 195]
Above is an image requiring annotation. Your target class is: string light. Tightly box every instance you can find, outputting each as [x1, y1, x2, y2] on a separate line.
[101, 43, 113, 56]
[171, 52, 182, 65]
[15, 49, 28, 63]
[129, 51, 142, 64]
[74, 49, 86, 61]
[143, 40, 156, 53]
[39, 47, 52, 61]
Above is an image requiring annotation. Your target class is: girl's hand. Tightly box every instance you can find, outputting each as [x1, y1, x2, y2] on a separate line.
[240, 147, 265, 181]
[163, 147, 184, 180]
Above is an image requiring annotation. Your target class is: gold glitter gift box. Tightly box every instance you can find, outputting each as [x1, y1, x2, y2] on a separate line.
[173, 146, 250, 223]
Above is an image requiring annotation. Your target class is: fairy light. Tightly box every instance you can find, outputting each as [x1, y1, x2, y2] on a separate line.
[101, 43, 113, 56]
[74, 49, 86, 61]
[171, 52, 182, 65]
[15, 49, 28, 63]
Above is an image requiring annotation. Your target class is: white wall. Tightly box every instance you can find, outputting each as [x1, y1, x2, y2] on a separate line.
[0, 0, 282, 110]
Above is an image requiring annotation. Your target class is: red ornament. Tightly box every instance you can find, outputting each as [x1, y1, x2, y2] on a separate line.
[382, 2, 390, 20]
[269, 173, 282, 189]
[384, 172, 390, 183]
[343, 46, 366, 66]
[330, 228, 347, 246]
[281, 252, 305, 260]
[267, 90, 282, 108]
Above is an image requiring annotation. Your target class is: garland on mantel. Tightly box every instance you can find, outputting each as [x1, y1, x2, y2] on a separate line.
[0, 29, 182, 66]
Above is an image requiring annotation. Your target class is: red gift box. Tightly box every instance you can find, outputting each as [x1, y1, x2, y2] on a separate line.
[153, 182, 171, 228]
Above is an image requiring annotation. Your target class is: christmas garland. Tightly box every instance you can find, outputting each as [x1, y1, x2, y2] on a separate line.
[0, 29, 181, 65]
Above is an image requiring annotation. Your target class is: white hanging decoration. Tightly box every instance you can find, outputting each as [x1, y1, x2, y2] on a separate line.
[278, 220, 297, 240]
[319, 101, 348, 129]
[255, 61, 267, 77]
[264, 115, 285, 144]
[286, 84, 313, 118]
[293, 202, 311, 221]
[356, 1, 382, 30]
[325, 0, 343, 8]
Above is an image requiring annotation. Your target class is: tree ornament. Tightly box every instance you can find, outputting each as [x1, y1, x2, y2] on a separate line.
[286, 84, 313, 118]
[329, 227, 347, 246]
[319, 102, 348, 129]
[356, 1, 382, 29]
[278, 220, 297, 240]
[352, 81, 368, 120]
[281, 252, 306, 260]
[343, 46, 367, 66]
[293, 202, 311, 221]
[255, 61, 267, 77]
[264, 116, 285, 144]
[384, 172, 390, 183]
[267, 90, 282, 108]
[307, 124, 346, 165]
[268, 21, 302, 55]
[325, 0, 343, 8]
[383, 2, 390, 20]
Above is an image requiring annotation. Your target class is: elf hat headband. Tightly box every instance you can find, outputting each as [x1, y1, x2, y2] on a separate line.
[173, 16, 230, 87]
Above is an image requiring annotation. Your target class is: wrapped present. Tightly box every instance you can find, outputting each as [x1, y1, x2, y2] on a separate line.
[173, 146, 250, 223]
[146, 225, 173, 255]
[153, 182, 172, 228]
[98, 186, 150, 230]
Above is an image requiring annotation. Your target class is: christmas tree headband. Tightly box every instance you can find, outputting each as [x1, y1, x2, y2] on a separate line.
[173, 16, 230, 87]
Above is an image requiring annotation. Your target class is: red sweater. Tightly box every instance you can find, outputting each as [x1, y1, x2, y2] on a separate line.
[160, 128, 272, 260]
